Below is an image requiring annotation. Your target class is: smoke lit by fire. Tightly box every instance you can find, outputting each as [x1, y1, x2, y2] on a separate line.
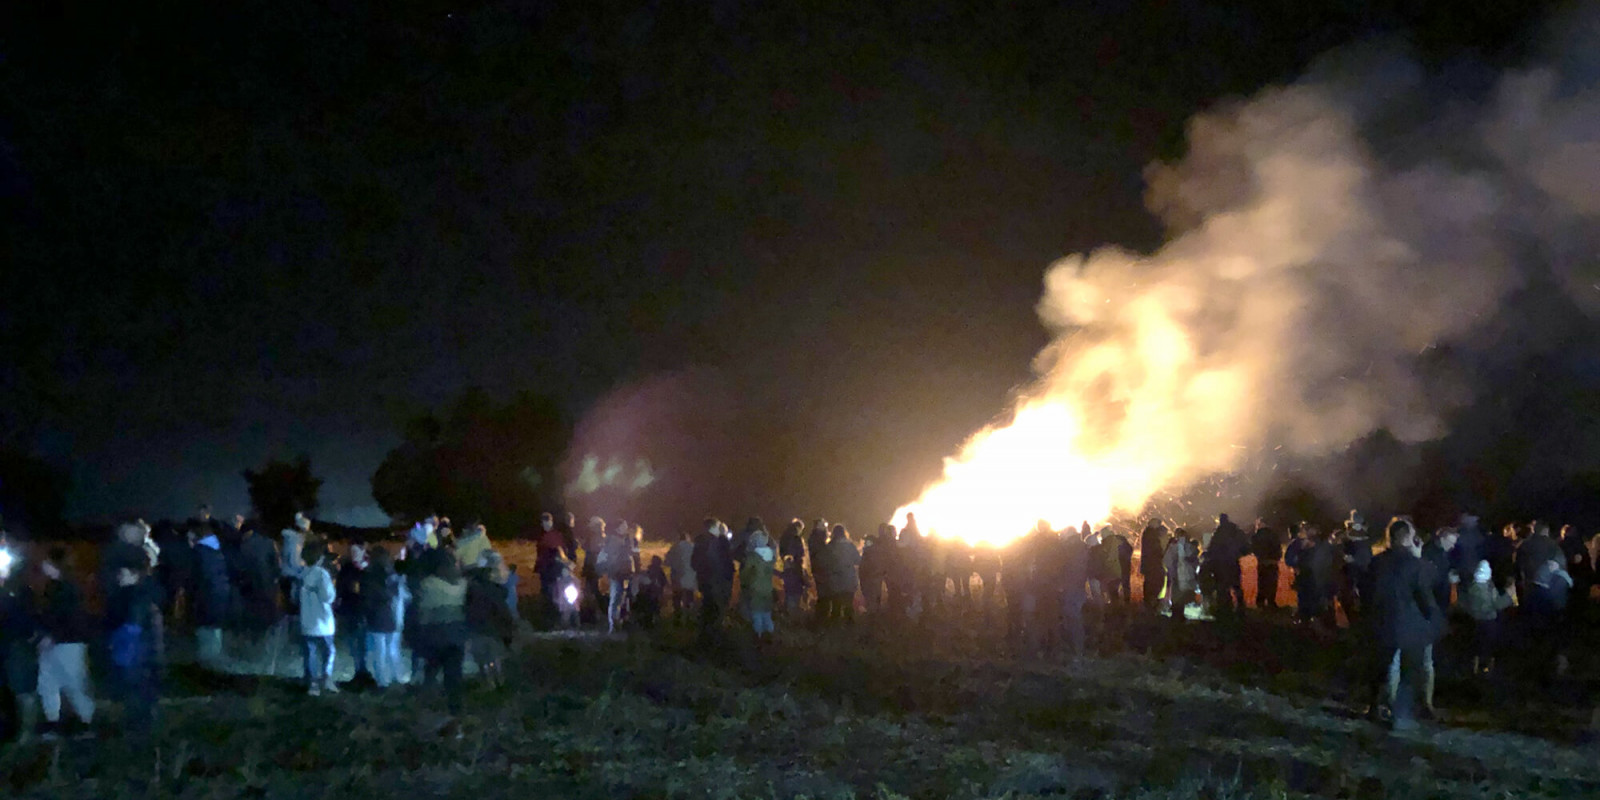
[897, 25, 1600, 547]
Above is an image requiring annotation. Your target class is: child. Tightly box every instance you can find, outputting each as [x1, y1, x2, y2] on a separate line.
[632, 556, 668, 630]
[1459, 559, 1513, 675]
[298, 542, 338, 696]
[555, 563, 581, 630]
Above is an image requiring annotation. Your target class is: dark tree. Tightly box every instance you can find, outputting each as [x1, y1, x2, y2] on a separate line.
[0, 447, 70, 538]
[243, 454, 323, 531]
[371, 388, 569, 539]
[1255, 476, 1341, 532]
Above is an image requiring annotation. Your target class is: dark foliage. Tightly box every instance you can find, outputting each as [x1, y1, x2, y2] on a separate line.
[242, 454, 323, 531]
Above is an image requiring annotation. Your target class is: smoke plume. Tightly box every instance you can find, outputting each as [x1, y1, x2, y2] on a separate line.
[899, 19, 1600, 544]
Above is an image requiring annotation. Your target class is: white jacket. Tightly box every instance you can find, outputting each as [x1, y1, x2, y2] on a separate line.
[299, 565, 336, 637]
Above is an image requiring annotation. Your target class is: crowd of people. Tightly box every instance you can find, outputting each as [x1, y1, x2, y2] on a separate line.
[0, 502, 1593, 741]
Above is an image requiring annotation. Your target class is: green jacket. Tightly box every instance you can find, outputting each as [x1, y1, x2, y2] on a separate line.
[740, 548, 777, 613]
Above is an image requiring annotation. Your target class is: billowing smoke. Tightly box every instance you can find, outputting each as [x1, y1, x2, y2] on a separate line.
[898, 20, 1600, 545]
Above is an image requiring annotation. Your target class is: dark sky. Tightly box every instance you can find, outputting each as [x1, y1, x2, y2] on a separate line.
[0, 1, 1557, 527]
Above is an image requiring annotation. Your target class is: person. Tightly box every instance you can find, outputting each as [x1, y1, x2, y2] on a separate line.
[466, 552, 515, 688]
[1163, 528, 1199, 624]
[1420, 528, 1458, 614]
[1368, 518, 1442, 730]
[37, 547, 95, 739]
[733, 516, 764, 567]
[947, 541, 975, 608]
[741, 530, 778, 640]
[1250, 520, 1282, 609]
[598, 520, 638, 633]
[1205, 514, 1249, 616]
[634, 555, 668, 629]
[806, 519, 831, 611]
[1113, 530, 1134, 605]
[280, 512, 311, 659]
[973, 543, 1001, 612]
[1060, 524, 1089, 658]
[666, 531, 697, 614]
[1558, 524, 1593, 620]
[235, 520, 281, 663]
[104, 564, 162, 733]
[692, 518, 735, 644]
[455, 521, 492, 572]
[1085, 528, 1112, 606]
[100, 523, 151, 611]
[335, 542, 370, 683]
[1521, 523, 1573, 677]
[535, 513, 566, 620]
[154, 520, 196, 625]
[1139, 518, 1169, 609]
[193, 526, 232, 669]
[858, 526, 888, 613]
[554, 563, 581, 629]
[1459, 559, 1512, 676]
[556, 512, 580, 562]
[1487, 523, 1518, 592]
[1, 547, 39, 742]
[1451, 514, 1487, 592]
[298, 541, 338, 696]
[825, 525, 862, 624]
[1284, 523, 1312, 621]
[580, 517, 606, 624]
[1305, 525, 1341, 628]
[361, 546, 405, 689]
[414, 553, 469, 717]
[1338, 512, 1374, 622]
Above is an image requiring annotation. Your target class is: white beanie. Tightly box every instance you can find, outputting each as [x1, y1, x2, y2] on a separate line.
[1473, 559, 1492, 584]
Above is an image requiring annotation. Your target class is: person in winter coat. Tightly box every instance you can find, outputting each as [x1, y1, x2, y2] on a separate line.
[194, 528, 232, 669]
[1284, 523, 1312, 620]
[1458, 559, 1512, 676]
[1113, 531, 1134, 605]
[153, 521, 194, 624]
[973, 544, 1001, 612]
[579, 517, 606, 625]
[466, 552, 515, 688]
[1205, 514, 1249, 615]
[37, 548, 96, 738]
[298, 542, 338, 696]
[1420, 528, 1458, 614]
[104, 562, 163, 733]
[281, 514, 311, 613]
[692, 518, 735, 644]
[1486, 523, 1518, 592]
[1522, 523, 1574, 677]
[740, 531, 778, 640]
[236, 523, 281, 647]
[100, 523, 151, 613]
[1, 549, 40, 742]
[1139, 519, 1169, 610]
[806, 519, 831, 607]
[1060, 526, 1089, 657]
[1558, 524, 1593, 619]
[1250, 521, 1283, 610]
[414, 555, 469, 717]
[336, 543, 370, 683]
[455, 522, 492, 571]
[1338, 512, 1375, 622]
[825, 525, 862, 624]
[1368, 518, 1442, 730]
[1451, 514, 1487, 589]
[1303, 525, 1340, 627]
[777, 520, 807, 615]
[1163, 529, 1199, 623]
[361, 546, 406, 688]
[666, 532, 697, 613]
[858, 528, 889, 613]
[633, 555, 668, 629]
[598, 521, 638, 634]
[535, 513, 566, 618]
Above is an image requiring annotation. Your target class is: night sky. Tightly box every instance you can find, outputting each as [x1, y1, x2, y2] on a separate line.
[0, 2, 1557, 528]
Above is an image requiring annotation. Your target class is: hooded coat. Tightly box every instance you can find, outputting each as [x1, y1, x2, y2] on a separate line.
[826, 535, 862, 597]
[666, 539, 697, 591]
[194, 535, 233, 627]
[298, 562, 337, 637]
[1163, 537, 1199, 596]
[740, 533, 778, 614]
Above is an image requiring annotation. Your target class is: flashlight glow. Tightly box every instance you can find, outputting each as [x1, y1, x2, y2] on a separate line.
[563, 585, 579, 605]
[0, 549, 13, 572]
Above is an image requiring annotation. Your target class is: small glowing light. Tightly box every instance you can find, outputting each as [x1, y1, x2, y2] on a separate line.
[563, 585, 579, 605]
[0, 549, 13, 572]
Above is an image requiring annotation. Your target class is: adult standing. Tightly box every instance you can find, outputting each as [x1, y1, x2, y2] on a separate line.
[236, 521, 281, 665]
[692, 518, 735, 644]
[777, 520, 807, 616]
[1559, 524, 1593, 620]
[1060, 525, 1089, 658]
[825, 525, 862, 624]
[414, 554, 469, 718]
[1163, 528, 1199, 624]
[335, 542, 370, 683]
[1368, 518, 1443, 730]
[193, 527, 232, 669]
[1139, 518, 1169, 610]
[298, 542, 338, 695]
[0, 547, 39, 742]
[1339, 512, 1375, 623]
[1205, 514, 1249, 616]
[666, 532, 697, 614]
[1251, 521, 1283, 610]
[36, 548, 95, 739]
[361, 546, 405, 689]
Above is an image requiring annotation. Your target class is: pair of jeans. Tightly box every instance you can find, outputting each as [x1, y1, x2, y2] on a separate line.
[365, 631, 403, 687]
[420, 643, 465, 715]
[302, 635, 335, 686]
[750, 611, 774, 635]
[340, 618, 368, 677]
[37, 642, 95, 724]
[1255, 562, 1280, 608]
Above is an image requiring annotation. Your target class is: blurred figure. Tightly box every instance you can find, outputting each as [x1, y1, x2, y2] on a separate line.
[1205, 514, 1248, 616]
[807, 519, 831, 614]
[693, 518, 735, 645]
[1139, 518, 1169, 610]
[1420, 528, 1458, 614]
[1, 546, 39, 742]
[1369, 518, 1442, 731]
[1559, 524, 1593, 620]
[777, 520, 807, 616]
[235, 520, 282, 664]
[740, 530, 778, 641]
[634, 555, 668, 629]
[598, 520, 638, 634]
[535, 513, 565, 621]
[455, 521, 492, 572]
[360, 546, 406, 689]
[193, 525, 232, 669]
[580, 517, 606, 625]
[824, 525, 861, 624]
[973, 543, 1001, 612]
[858, 526, 889, 614]
[667, 531, 698, 614]
[336, 542, 370, 684]
[298, 541, 338, 696]
[1459, 559, 1512, 676]
[466, 552, 514, 688]
[104, 563, 162, 733]
[1250, 520, 1282, 610]
[1163, 528, 1199, 624]
[554, 563, 581, 629]
[37, 547, 95, 739]
[1338, 511, 1374, 623]
[1059, 525, 1089, 658]
[1520, 522, 1572, 677]
[414, 554, 469, 717]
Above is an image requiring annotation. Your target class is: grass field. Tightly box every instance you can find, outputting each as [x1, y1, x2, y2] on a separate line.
[6, 597, 1600, 799]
